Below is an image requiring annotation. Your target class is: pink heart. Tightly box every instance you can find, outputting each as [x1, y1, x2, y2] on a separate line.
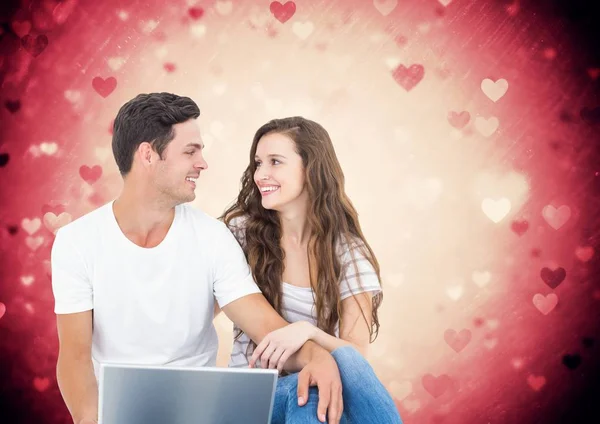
[79, 165, 103, 184]
[542, 205, 571, 230]
[0, 302, 6, 320]
[392, 64, 425, 91]
[422, 374, 452, 398]
[26, 236, 44, 251]
[43, 212, 73, 234]
[270, 1, 296, 23]
[511, 219, 529, 236]
[444, 329, 471, 352]
[447, 111, 470, 129]
[21, 217, 42, 235]
[92, 77, 117, 98]
[533, 293, 558, 315]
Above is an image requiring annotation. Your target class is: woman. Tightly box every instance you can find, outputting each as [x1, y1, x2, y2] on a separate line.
[220, 117, 402, 424]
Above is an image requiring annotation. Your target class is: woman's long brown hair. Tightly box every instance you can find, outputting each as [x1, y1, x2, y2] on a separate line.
[220, 117, 382, 346]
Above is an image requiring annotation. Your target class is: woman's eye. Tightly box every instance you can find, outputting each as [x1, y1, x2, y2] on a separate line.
[272, 159, 280, 165]
[254, 161, 261, 167]
[186, 151, 194, 155]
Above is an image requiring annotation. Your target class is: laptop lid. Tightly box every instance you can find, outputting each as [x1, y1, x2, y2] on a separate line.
[98, 363, 278, 424]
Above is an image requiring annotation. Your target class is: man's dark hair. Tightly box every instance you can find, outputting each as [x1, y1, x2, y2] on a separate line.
[112, 92, 200, 175]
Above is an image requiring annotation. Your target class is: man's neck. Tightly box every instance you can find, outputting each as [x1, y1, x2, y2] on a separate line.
[113, 183, 176, 238]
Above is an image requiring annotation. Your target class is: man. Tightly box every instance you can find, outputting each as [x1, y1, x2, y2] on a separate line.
[51, 92, 343, 424]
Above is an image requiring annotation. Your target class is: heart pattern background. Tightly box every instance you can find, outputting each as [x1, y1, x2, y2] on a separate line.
[0, 0, 599, 423]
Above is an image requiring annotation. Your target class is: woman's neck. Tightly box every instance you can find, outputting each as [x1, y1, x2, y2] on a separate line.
[278, 207, 311, 246]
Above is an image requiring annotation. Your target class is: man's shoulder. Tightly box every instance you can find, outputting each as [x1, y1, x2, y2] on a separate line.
[55, 202, 112, 241]
[179, 203, 230, 235]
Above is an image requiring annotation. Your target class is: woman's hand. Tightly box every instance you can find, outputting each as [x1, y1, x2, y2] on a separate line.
[249, 321, 316, 373]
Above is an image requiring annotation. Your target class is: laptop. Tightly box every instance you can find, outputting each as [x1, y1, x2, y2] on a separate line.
[98, 363, 279, 424]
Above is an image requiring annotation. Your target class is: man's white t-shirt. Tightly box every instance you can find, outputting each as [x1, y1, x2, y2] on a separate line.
[51, 200, 261, 379]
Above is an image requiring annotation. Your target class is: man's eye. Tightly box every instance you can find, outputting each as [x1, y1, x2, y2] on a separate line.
[186, 151, 194, 155]
[255, 161, 261, 167]
[272, 159, 280, 165]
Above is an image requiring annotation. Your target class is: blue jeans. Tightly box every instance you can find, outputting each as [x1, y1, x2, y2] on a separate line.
[271, 346, 402, 424]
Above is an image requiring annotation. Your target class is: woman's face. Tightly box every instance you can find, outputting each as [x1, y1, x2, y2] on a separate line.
[253, 132, 308, 213]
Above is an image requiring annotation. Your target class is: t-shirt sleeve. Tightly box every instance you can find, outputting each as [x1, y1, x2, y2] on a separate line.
[51, 228, 94, 314]
[213, 222, 262, 308]
[339, 237, 382, 301]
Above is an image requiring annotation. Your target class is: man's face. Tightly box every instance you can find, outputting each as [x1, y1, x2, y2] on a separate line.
[152, 119, 208, 204]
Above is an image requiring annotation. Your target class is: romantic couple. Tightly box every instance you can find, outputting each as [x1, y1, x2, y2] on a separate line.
[51, 92, 403, 424]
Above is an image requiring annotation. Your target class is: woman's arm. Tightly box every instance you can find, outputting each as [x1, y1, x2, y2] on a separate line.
[250, 291, 375, 369]
[310, 291, 374, 356]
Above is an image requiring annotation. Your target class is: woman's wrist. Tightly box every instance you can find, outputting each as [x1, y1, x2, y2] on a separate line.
[303, 321, 318, 341]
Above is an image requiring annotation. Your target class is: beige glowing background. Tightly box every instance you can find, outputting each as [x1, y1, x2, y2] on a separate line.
[1, 0, 599, 423]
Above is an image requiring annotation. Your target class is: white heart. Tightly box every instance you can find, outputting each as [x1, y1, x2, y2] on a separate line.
[190, 24, 207, 38]
[95, 147, 111, 161]
[446, 285, 464, 301]
[472, 270, 491, 287]
[475, 116, 500, 137]
[389, 381, 413, 401]
[481, 78, 509, 102]
[292, 21, 314, 40]
[140, 20, 158, 35]
[373, 0, 398, 16]
[64, 90, 81, 104]
[21, 217, 41, 235]
[108, 57, 126, 71]
[384, 57, 401, 70]
[215, 1, 233, 16]
[481, 198, 511, 223]
[40, 142, 58, 155]
[212, 83, 227, 96]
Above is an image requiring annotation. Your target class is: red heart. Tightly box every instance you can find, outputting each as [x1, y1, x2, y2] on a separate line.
[270, 1, 296, 24]
[392, 64, 424, 91]
[0, 302, 6, 320]
[511, 219, 529, 236]
[188, 7, 204, 20]
[422, 374, 452, 398]
[444, 329, 471, 353]
[540, 267, 566, 289]
[92, 76, 117, 98]
[79, 165, 103, 184]
[526, 374, 546, 391]
[33, 377, 50, 392]
[575, 246, 594, 262]
[42, 203, 66, 216]
[447, 111, 470, 129]
[21, 34, 48, 57]
[587, 68, 600, 80]
[11, 20, 31, 37]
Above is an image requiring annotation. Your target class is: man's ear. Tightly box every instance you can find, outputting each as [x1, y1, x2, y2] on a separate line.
[138, 142, 154, 166]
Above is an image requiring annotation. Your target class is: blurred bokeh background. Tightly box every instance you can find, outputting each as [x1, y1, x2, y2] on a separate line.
[1, 0, 599, 423]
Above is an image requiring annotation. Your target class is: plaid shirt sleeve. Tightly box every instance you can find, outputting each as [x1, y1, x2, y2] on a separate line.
[338, 237, 382, 301]
[225, 215, 248, 249]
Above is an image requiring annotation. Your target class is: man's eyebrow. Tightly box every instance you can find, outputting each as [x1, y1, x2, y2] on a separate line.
[185, 142, 204, 150]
